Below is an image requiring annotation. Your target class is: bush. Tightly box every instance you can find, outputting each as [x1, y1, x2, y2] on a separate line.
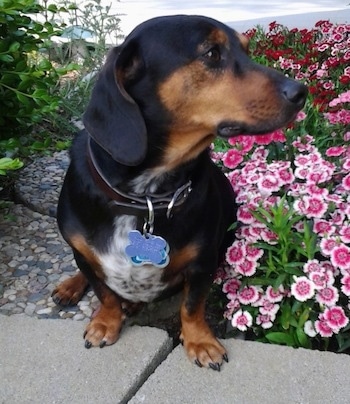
[0, 0, 71, 139]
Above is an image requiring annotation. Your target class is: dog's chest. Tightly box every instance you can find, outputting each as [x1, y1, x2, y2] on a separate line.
[98, 216, 167, 302]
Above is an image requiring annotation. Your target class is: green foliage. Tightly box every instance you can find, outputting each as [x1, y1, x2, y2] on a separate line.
[0, 156, 23, 175]
[0, 0, 71, 138]
[0, 0, 123, 182]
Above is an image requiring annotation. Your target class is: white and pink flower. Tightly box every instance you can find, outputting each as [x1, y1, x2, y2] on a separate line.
[290, 276, 315, 302]
[315, 286, 339, 306]
[231, 310, 253, 331]
[330, 245, 350, 271]
[323, 306, 349, 331]
[237, 286, 261, 305]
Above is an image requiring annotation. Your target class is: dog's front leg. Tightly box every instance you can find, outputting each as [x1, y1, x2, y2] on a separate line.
[56, 235, 125, 348]
[71, 250, 124, 348]
[83, 282, 124, 348]
[179, 272, 228, 371]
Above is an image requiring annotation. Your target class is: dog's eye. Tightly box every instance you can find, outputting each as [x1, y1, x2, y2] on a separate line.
[203, 47, 221, 63]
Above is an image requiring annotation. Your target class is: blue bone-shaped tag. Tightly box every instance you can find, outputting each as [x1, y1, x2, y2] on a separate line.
[125, 230, 170, 268]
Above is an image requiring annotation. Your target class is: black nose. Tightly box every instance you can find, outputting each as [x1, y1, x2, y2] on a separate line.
[282, 80, 308, 108]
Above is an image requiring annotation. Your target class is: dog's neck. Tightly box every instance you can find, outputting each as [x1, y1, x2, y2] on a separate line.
[86, 136, 193, 217]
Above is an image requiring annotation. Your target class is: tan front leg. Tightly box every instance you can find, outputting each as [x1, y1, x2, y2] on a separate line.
[180, 292, 227, 371]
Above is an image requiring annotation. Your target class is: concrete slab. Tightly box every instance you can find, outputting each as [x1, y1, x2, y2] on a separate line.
[0, 315, 172, 404]
[130, 338, 350, 404]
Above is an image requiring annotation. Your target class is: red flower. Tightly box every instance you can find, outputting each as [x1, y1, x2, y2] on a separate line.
[340, 75, 350, 85]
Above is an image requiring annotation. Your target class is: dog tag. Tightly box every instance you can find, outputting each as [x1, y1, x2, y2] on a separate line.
[125, 230, 170, 268]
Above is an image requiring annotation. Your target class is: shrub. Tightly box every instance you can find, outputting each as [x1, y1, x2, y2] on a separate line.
[0, 0, 70, 139]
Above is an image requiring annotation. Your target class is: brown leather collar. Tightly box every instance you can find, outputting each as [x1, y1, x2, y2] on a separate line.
[86, 136, 192, 218]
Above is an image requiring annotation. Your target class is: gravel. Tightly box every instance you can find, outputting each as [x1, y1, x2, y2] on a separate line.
[0, 151, 99, 321]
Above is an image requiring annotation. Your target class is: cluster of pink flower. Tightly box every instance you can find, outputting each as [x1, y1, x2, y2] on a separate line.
[212, 21, 350, 348]
[215, 128, 350, 340]
[325, 89, 350, 125]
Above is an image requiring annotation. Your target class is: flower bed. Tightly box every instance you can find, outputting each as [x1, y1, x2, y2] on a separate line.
[213, 20, 350, 352]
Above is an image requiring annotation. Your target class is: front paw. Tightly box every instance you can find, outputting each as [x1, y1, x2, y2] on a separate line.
[52, 272, 88, 306]
[84, 306, 124, 348]
[180, 331, 228, 371]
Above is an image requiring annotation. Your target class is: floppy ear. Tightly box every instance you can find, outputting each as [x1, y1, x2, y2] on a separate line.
[83, 42, 147, 166]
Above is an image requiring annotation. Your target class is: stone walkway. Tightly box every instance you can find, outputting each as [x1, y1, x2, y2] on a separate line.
[0, 151, 99, 321]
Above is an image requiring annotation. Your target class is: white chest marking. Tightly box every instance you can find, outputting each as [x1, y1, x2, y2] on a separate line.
[98, 216, 167, 302]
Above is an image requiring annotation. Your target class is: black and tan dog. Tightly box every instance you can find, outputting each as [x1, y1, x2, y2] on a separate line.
[52, 15, 307, 370]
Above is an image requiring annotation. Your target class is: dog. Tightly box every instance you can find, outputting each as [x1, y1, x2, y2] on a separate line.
[52, 15, 307, 370]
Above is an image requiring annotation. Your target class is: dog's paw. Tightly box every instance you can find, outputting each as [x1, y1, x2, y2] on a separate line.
[180, 332, 228, 371]
[84, 307, 124, 348]
[51, 272, 88, 306]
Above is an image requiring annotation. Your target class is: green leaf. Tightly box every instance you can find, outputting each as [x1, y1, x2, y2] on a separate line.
[0, 54, 14, 63]
[38, 59, 52, 70]
[47, 4, 58, 12]
[280, 303, 292, 330]
[32, 89, 48, 99]
[9, 41, 20, 52]
[16, 92, 31, 106]
[283, 265, 303, 276]
[0, 157, 23, 173]
[265, 332, 295, 346]
[337, 336, 350, 353]
[296, 328, 311, 348]
[272, 273, 287, 289]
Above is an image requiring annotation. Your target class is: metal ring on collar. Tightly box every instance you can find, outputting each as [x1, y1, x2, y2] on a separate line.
[143, 196, 155, 235]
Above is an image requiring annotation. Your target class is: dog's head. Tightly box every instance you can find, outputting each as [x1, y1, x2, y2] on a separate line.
[84, 15, 307, 168]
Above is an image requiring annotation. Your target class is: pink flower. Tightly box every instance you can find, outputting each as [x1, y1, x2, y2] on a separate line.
[303, 259, 322, 273]
[277, 167, 294, 184]
[307, 184, 328, 197]
[342, 174, 350, 191]
[302, 196, 328, 219]
[223, 278, 241, 296]
[245, 244, 264, 262]
[291, 276, 315, 302]
[339, 225, 350, 243]
[259, 299, 280, 316]
[253, 133, 277, 145]
[256, 313, 274, 329]
[228, 135, 255, 153]
[265, 285, 284, 302]
[294, 166, 309, 180]
[222, 149, 244, 169]
[323, 306, 349, 331]
[237, 286, 260, 305]
[313, 219, 334, 236]
[231, 309, 253, 331]
[341, 274, 350, 296]
[309, 272, 327, 290]
[257, 175, 281, 196]
[236, 259, 258, 276]
[315, 316, 334, 337]
[259, 227, 278, 244]
[316, 286, 339, 306]
[237, 205, 255, 224]
[330, 245, 350, 270]
[226, 241, 246, 265]
[320, 237, 338, 256]
[326, 146, 346, 157]
[296, 111, 307, 121]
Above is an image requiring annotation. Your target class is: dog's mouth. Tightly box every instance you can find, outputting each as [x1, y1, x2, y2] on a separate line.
[216, 114, 299, 139]
[217, 122, 246, 138]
